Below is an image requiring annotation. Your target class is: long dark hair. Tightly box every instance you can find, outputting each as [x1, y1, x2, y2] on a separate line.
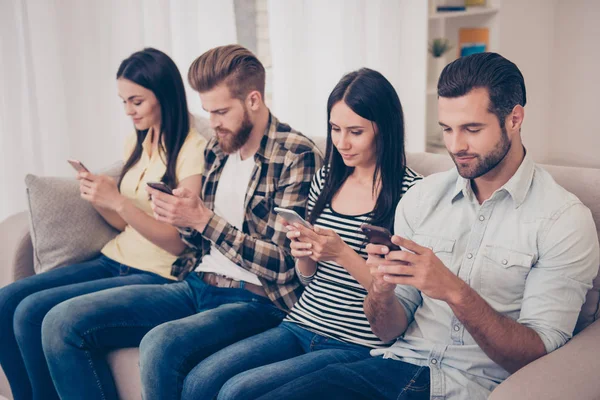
[308, 68, 407, 232]
[116, 48, 189, 189]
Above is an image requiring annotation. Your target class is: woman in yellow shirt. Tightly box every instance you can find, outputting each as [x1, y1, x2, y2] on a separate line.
[0, 48, 206, 400]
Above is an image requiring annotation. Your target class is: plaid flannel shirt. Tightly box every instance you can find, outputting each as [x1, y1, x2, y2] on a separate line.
[171, 114, 323, 312]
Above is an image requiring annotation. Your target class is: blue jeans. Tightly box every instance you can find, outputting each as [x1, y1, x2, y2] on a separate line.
[0, 254, 169, 400]
[179, 321, 371, 400]
[256, 356, 430, 400]
[41, 272, 285, 400]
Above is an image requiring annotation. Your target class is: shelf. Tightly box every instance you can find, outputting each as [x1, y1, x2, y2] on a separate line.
[429, 6, 499, 20]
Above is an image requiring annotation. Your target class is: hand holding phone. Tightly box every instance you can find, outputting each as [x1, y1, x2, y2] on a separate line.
[146, 181, 173, 195]
[274, 207, 311, 229]
[67, 159, 89, 173]
[360, 223, 401, 251]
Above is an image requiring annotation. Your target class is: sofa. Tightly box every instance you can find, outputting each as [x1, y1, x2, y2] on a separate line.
[1, 133, 599, 399]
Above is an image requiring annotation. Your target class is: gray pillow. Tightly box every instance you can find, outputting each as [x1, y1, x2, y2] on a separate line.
[25, 163, 123, 274]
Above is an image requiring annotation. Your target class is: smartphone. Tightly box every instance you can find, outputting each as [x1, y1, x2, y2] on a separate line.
[360, 223, 401, 251]
[146, 181, 173, 195]
[67, 159, 89, 173]
[274, 207, 311, 229]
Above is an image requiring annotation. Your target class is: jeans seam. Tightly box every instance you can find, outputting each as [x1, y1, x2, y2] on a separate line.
[396, 366, 426, 400]
[84, 349, 106, 400]
[80, 321, 161, 338]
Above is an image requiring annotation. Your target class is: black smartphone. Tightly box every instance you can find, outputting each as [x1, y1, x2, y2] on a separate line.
[360, 223, 401, 251]
[146, 181, 173, 195]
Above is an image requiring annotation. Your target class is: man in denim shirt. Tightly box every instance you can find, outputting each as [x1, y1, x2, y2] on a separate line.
[258, 53, 600, 399]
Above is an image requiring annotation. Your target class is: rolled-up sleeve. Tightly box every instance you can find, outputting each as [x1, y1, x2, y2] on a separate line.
[519, 202, 600, 353]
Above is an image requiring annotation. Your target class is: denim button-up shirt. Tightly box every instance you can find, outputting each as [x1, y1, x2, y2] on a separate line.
[371, 153, 600, 399]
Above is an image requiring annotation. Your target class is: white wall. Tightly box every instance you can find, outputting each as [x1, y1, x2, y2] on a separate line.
[547, 1, 600, 168]
[498, 0, 556, 165]
[499, 0, 600, 169]
[268, 0, 428, 151]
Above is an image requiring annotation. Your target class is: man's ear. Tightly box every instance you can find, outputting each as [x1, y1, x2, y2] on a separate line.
[507, 104, 525, 134]
[246, 90, 263, 111]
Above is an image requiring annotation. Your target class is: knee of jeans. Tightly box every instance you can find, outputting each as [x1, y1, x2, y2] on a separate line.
[218, 373, 254, 400]
[40, 301, 82, 356]
[0, 281, 33, 325]
[13, 291, 52, 336]
[139, 322, 182, 375]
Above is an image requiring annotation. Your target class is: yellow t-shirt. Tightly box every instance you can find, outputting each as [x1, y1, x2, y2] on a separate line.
[101, 129, 207, 279]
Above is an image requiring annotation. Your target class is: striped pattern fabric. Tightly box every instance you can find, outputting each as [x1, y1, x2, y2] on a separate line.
[285, 165, 422, 348]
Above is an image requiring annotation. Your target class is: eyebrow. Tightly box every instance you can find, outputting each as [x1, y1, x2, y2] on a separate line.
[119, 95, 144, 101]
[439, 122, 487, 128]
[329, 121, 365, 130]
[203, 107, 229, 113]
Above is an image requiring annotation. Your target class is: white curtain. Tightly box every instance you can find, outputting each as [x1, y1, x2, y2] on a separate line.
[0, 0, 237, 222]
[267, 0, 427, 150]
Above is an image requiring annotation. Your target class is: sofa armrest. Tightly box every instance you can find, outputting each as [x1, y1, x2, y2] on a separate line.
[0, 211, 35, 286]
[489, 318, 600, 399]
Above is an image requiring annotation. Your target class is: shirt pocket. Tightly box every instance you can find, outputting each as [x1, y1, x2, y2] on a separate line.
[248, 195, 273, 237]
[481, 246, 534, 306]
[412, 234, 456, 271]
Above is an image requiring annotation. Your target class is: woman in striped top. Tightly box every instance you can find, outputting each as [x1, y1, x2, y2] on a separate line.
[178, 68, 422, 400]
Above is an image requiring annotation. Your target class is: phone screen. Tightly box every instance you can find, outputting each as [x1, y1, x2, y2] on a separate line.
[274, 207, 311, 228]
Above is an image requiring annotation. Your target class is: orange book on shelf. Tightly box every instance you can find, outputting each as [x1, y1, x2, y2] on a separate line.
[465, 0, 486, 5]
[458, 28, 489, 57]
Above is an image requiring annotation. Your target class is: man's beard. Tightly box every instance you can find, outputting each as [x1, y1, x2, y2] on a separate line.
[216, 109, 253, 154]
[450, 126, 511, 180]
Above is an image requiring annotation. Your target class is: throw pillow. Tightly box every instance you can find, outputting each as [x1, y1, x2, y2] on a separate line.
[25, 162, 122, 273]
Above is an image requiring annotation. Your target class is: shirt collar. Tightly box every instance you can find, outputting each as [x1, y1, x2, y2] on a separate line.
[451, 149, 535, 208]
[255, 113, 278, 161]
[141, 129, 165, 160]
[500, 150, 535, 208]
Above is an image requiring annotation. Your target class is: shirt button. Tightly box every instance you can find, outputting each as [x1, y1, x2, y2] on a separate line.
[467, 253, 473, 259]
[502, 259, 508, 265]
[431, 358, 438, 365]
[454, 325, 460, 331]
[479, 215, 485, 221]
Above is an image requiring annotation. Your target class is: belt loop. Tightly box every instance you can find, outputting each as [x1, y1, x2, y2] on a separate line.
[240, 280, 245, 289]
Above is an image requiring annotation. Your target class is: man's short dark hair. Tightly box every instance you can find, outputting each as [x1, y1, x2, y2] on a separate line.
[438, 52, 526, 128]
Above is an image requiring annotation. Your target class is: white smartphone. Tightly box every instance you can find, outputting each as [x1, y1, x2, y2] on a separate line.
[274, 207, 311, 229]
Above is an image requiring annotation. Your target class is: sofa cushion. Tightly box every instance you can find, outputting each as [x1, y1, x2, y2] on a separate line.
[25, 163, 122, 274]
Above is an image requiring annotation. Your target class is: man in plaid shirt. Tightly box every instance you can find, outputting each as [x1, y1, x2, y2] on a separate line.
[41, 45, 322, 399]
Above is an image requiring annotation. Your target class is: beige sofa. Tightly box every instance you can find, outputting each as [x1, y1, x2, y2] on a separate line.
[1, 145, 599, 399]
